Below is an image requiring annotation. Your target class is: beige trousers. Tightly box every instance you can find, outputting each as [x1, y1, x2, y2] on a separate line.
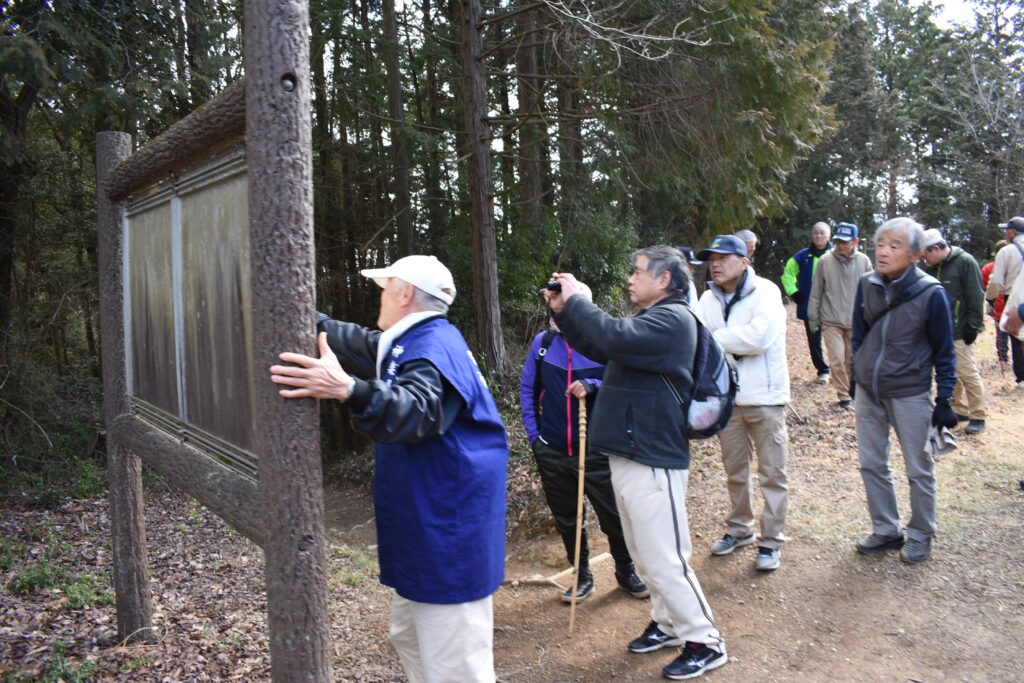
[953, 340, 986, 419]
[716, 405, 790, 549]
[822, 324, 853, 401]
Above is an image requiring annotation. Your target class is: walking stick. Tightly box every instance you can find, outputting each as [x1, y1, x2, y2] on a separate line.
[568, 399, 587, 636]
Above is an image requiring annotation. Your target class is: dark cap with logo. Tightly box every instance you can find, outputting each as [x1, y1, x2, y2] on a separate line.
[696, 235, 749, 261]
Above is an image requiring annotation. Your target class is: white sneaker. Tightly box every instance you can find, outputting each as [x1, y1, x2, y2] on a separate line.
[817, 374, 830, 385]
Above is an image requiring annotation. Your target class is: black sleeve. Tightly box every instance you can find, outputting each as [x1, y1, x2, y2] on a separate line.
[347, 358, 465, 444]
[316, 313, 380, 379]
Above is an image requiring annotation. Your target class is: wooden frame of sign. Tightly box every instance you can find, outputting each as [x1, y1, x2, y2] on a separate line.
[96, 2, 331, 679]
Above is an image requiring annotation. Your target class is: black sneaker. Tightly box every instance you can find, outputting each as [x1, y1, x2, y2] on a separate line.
[838, 399, 853, 410]
[964, 419, 985, 434]
[855, 533, 904, 555]
[899, 537, 931, 564]
[616, 568, 651, 599]
[560, 571, 594, 603]
[627, 621, 684, 653]
[662, 642, 728, 680]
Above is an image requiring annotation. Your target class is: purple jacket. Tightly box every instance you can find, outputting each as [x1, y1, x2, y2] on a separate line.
[519, 330, 604, 455]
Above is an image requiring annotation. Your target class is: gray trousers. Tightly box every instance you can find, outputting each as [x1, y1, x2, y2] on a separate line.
[854, 386, 937, 542]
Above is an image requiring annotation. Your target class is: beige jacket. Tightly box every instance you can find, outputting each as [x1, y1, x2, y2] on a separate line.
[808, 249, 872, 328]
[985, 235, 1024, 300]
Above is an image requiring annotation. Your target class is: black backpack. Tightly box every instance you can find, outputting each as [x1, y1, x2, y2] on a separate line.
[662, 306, 739, 439]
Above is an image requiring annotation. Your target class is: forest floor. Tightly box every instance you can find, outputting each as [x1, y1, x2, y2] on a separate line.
[2, 308, 1023, 682]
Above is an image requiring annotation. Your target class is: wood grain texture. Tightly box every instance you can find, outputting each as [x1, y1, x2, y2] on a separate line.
[97, 131, 155, 643]
[245, 0, 332, 679]
[105, 81, 245, 201]
[112, 414, 264, 545]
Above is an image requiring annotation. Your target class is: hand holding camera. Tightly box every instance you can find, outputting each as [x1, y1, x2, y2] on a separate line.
[544, 273, 580, 313]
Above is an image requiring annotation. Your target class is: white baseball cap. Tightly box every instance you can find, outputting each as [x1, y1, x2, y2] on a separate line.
[361, 255, 457, 305]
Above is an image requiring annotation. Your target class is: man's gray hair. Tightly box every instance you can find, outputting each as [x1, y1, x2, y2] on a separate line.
[411, 286, 450, 314]
[631, 245, 691, 296]
[735, 229, 758, 247]
[874, 217, 926, 253]
[811, 221, 830, 234]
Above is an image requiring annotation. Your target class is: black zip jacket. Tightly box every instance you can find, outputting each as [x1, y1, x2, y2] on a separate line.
[553, 293, 697, 469]
[316, 314, 464, 443]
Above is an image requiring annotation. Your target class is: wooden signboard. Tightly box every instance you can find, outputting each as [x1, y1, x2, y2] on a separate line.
[96, 1, 332, 679]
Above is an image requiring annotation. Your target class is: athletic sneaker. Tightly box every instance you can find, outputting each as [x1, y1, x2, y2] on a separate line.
[710, 533, 756, 556]
[627, 621, 684, 653]
[817, 374, 830, 385]
[560, 570, 594, 603]
[754, 546, 780, 571]
[615, 567, 650, 599]
[855, 533, 904, 555]
[899, 537, 931, 564]
[662, 642, 728, 680]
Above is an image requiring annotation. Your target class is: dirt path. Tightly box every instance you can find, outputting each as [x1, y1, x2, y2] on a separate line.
[2, 311, 1022, 681]
[322, 310, 1024, 681]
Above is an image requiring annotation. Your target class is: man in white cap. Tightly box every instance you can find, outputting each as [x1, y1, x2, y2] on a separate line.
[920, 228, 986, 433]
[986, 216, 1024, 385]
[270, 255, 508, 683]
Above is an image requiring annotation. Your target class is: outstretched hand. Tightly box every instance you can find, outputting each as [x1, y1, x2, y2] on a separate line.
[270, 332, 354, 401]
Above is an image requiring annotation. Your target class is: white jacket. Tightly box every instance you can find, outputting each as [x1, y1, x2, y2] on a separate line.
[696, 270, 790, 406]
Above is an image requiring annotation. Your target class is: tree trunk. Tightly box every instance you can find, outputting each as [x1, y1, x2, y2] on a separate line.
[185, 0, 213, 105]
[383, 0, 415, 255]
[516, 7, 545, 231]
[458, 0, 505, 374]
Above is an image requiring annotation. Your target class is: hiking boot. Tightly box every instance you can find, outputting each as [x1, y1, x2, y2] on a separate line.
[615, 566, 650, 599]
[710, 533, 756, 556]
[560, 570, 594, 603]
[627, 621, 684, 653]
[900, 537, 932, 564]
[965, 419, 985, 434]
[754, 546, 780, 571]
[817, 374, 830, 385]
[662, 642, 728, 680]
[855, 533, 904, 555]
[838, 399, 853, 410]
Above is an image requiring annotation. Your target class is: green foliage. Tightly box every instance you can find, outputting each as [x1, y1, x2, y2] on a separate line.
[37, 640, 99, 683]
[8, 531, 114, 609]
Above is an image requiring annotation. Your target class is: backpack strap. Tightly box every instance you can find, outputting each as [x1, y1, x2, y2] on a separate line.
[1014, 242, 1024, 260]
[532, 329, 557, 421]
[863, 274, 940, 328]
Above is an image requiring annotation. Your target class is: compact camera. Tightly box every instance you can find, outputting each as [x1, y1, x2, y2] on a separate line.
[545, 281, 562, 292]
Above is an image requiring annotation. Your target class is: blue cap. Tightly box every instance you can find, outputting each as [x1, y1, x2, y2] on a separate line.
[696, 235, 749, 261]
[677, 246, 702, 266]
[833, 222, 858, 242]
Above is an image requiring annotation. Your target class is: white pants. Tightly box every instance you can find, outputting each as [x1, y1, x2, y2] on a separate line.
[609, 457, 724, 649]
[389, 592, 495, 683]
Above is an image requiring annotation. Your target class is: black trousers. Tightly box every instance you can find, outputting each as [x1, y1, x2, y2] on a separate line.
[804, 319, 829, 375]
[1011, 335, 1024, 382]
[532, 440, 633, 572]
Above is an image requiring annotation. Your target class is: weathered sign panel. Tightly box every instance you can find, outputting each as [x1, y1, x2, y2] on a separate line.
[124, 150, 257, 477]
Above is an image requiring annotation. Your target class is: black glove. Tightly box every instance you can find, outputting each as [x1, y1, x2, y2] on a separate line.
[962, 327, 978, 346]
[931, 398, 958, 428]
[790, 291, 804, 305]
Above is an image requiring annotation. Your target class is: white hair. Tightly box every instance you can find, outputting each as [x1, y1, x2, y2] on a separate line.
[875, 217, 926, 253]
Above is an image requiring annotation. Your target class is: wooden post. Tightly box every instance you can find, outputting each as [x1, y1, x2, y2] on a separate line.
[245, 0, 332, 680]
[568, 400, 587, 635]
[96, 131, 155, 643]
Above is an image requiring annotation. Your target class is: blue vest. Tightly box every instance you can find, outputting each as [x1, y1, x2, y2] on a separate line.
[374, 318, 508, 604]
